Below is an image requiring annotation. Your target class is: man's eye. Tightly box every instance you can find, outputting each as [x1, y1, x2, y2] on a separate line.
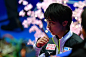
[50, 22, 54, 24]
[49, 22, 52, 24]
[50, 22, 52, 24]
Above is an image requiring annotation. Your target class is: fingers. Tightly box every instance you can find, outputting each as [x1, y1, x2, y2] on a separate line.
[36, 36, 49, 47]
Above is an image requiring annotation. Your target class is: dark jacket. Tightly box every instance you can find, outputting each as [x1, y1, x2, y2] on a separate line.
[69, 38, 86, 57]
[39, 33, 83, 57]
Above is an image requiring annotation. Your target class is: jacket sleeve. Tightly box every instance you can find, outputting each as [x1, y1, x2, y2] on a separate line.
[33, 43, 42, 57]
[33, 44, 47, 57]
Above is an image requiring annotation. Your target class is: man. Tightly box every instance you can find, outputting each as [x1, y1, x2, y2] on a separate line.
[69, 8, 86, 57]
[1, 0, 23, 31]
[34, 3, 83, 57]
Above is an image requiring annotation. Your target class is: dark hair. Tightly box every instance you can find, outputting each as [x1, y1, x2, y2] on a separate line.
[81, 8, 86, 32]
[44, 3, 72, 29]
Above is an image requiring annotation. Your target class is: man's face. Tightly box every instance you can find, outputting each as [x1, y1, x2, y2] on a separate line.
[47, 20, 63, 35]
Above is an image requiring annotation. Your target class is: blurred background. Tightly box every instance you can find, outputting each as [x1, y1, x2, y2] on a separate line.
[0, 0, 86, 57]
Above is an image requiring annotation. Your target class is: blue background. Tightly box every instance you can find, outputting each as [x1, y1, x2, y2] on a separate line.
[0, 0, 84, 41]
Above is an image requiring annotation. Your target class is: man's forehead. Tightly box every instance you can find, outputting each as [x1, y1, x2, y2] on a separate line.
[46, 19, 57, 23]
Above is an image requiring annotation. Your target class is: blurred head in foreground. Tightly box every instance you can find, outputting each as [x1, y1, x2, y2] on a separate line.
[81, 8, 86, 38]
[69, 8, 86, 57]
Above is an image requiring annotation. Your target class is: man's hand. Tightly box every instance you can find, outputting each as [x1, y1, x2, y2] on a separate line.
[36, 36, 49, 48]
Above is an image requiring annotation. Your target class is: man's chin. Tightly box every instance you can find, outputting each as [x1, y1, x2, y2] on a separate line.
[51, 33, 55, 35]
[50, 31, 56, 35]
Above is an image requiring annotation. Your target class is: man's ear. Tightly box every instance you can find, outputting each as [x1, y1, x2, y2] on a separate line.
[62, 21, 68, 26]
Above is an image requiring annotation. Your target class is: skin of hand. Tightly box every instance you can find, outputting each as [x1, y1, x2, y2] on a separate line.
[36, 36, 49, 48]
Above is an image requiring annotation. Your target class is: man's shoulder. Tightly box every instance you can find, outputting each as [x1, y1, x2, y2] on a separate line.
[70, 33, 83, 42]
[64, 33, 83, 47]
